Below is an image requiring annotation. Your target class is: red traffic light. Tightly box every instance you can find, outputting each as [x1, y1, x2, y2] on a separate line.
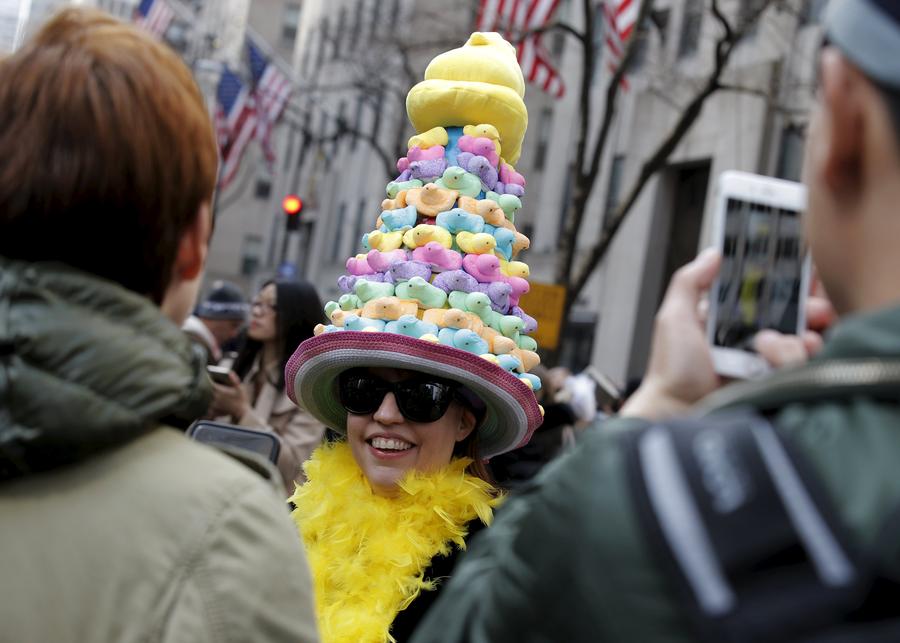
[282, 195, 303, 215]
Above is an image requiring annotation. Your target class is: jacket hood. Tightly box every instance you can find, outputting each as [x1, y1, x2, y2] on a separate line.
[0, 257, 212, 480]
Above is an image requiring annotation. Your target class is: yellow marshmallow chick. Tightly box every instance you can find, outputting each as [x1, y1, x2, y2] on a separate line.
[406, 32, 528, 165]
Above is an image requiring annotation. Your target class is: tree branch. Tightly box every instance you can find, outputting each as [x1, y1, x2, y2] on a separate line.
[554, 0, 653, 291]
[567, 0, 776, 302]
[515, 21, 587, 45]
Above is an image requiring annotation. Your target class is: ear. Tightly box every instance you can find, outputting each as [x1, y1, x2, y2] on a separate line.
[174, 202, 212, 281]
[455, 407, 477, 442]
[819, 49, 865, 202]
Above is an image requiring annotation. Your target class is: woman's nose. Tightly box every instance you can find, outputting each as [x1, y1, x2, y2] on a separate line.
[373, 392, 404, 425]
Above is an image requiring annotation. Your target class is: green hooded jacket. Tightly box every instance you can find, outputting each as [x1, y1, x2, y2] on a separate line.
[0, 258, 318, 642]
[411, 305, 900, 643]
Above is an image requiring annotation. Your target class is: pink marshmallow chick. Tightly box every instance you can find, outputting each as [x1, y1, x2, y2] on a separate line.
[499, 162, 526, 187]
[505, 275, 530, 308]
[462, 253, 505, 283]
[458, 136, 500, 167]
[407, 145, 445, 162]
[366, 248, 409, 273]
[346, 254, 376, 276]
[411, 241, 462, 271]
[397, 156, 410, 173]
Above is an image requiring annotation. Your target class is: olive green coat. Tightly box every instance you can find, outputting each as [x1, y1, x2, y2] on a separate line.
[0, 258, 318, 642]
[411, 306, 900, 642]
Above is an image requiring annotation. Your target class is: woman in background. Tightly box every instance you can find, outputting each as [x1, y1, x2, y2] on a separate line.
[209, 279, 326, 492]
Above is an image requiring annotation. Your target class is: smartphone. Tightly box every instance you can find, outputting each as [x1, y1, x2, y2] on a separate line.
[206, 365, 234, 385]
[187, 420, 281, 464]
[707, 171, 811, 380]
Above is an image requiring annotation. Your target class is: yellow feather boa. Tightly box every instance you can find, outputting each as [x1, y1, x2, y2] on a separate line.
[289, 442, 501, 643]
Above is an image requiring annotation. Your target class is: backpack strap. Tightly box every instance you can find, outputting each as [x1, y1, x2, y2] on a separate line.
[623, 412, 868, 643]
[698, 358, 900, 416]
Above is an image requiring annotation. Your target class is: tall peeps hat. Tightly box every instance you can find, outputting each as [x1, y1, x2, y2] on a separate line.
[287, 33, 543, 458]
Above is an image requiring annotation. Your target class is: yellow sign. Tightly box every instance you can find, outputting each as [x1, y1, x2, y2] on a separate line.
[518, 281, 567, 350]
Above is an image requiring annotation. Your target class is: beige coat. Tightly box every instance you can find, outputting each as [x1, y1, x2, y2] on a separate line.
[0, 429, 319, 643]
[0, 259, 318, 643]
[232, 358, 326, 492]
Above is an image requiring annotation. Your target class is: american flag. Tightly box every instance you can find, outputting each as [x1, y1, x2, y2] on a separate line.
[216, 68, 257, 190]
[603, 0, 639, 87]
[247, 37, 293, 167]
[134, 0, 174, 39]
[476, 0, 565, 98]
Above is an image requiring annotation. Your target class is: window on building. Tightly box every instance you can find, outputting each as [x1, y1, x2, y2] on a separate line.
[626, 19, 651, 71]
[739, 0, 768, 37]
[800, 0, 828, 25]
[678, 0, 703, 58]
[241, 234, 263, 276]
[297, 109, 312, 168]
[604, 155, 625, 219]
[349, 1, 362, 50]
[316, 17, 329, 69]
[331, 202, 347, 262]
[302, 29, 317, 78]
[333, 100, 347, 156]
[351, 94, 364, 151]
[353, 198, 368, 253]
[591, 6, 605, 85]
[533, 107, 553, 172]
[281, 3, 300, 46]
[369, 0, 380, 38]
[371, 89, 384, 142]
[775, 124, 806, 182]
[556, 162, 576, 246]
[335, 7, 347, 57]
[254, 176, 272, 199]
[650, 8, 670, 48]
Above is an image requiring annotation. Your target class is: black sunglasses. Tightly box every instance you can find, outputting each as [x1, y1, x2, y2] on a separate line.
[337, 369, 463, 424]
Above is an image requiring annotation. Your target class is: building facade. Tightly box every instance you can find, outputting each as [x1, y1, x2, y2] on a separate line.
[5, 0, 827, 388]
[271, 0, 824, 387]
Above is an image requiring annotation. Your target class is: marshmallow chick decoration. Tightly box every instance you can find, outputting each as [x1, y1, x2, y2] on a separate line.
[317, 32, 541, 391]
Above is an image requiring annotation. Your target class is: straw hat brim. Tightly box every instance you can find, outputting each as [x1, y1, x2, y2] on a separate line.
[286, 331, 543, 459]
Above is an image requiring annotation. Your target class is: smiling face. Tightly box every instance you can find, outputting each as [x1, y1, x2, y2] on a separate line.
[345, 367, 477, 496]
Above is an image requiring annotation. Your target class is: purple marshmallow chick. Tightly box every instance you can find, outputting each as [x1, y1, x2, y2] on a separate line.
[510, 306, 538, 334]
[465, 155, 500, 192]
[409, 157, 448, 182]
[474, 280, 512, 313]
[431, 269, 479, 294]
[388, 259, 432, 284]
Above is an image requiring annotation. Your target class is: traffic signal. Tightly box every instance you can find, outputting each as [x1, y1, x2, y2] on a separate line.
[283, 194, 303, 231]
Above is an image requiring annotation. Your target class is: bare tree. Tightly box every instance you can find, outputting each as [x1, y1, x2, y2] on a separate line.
[533, 0, 786, 330]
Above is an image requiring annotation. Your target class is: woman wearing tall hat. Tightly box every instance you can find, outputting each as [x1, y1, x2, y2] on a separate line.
[286, 32, 544, 642]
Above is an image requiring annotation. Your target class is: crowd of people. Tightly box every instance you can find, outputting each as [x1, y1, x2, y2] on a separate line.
[3, 0, 900, 641]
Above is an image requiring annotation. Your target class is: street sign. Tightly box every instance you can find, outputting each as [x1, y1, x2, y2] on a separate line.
[518, 281, 567, 350]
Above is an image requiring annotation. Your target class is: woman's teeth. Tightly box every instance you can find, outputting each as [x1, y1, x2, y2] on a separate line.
[370, 437, 413, 451]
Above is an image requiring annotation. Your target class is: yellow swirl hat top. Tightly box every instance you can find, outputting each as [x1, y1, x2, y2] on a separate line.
[407, 32, 528, 164]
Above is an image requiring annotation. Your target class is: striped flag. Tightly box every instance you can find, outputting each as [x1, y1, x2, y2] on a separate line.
[134, 0, 174, 39]
[215, 68, 257, 190]
[247, 37, 293, 167]
[476, 0, 565, 98]
[603, 0, 639, 87]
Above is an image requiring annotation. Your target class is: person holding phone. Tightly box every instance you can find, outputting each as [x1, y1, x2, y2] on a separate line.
[0, 9, 317, 642]
[410, 1, 900, 641]
[207, 279, 328, 492]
